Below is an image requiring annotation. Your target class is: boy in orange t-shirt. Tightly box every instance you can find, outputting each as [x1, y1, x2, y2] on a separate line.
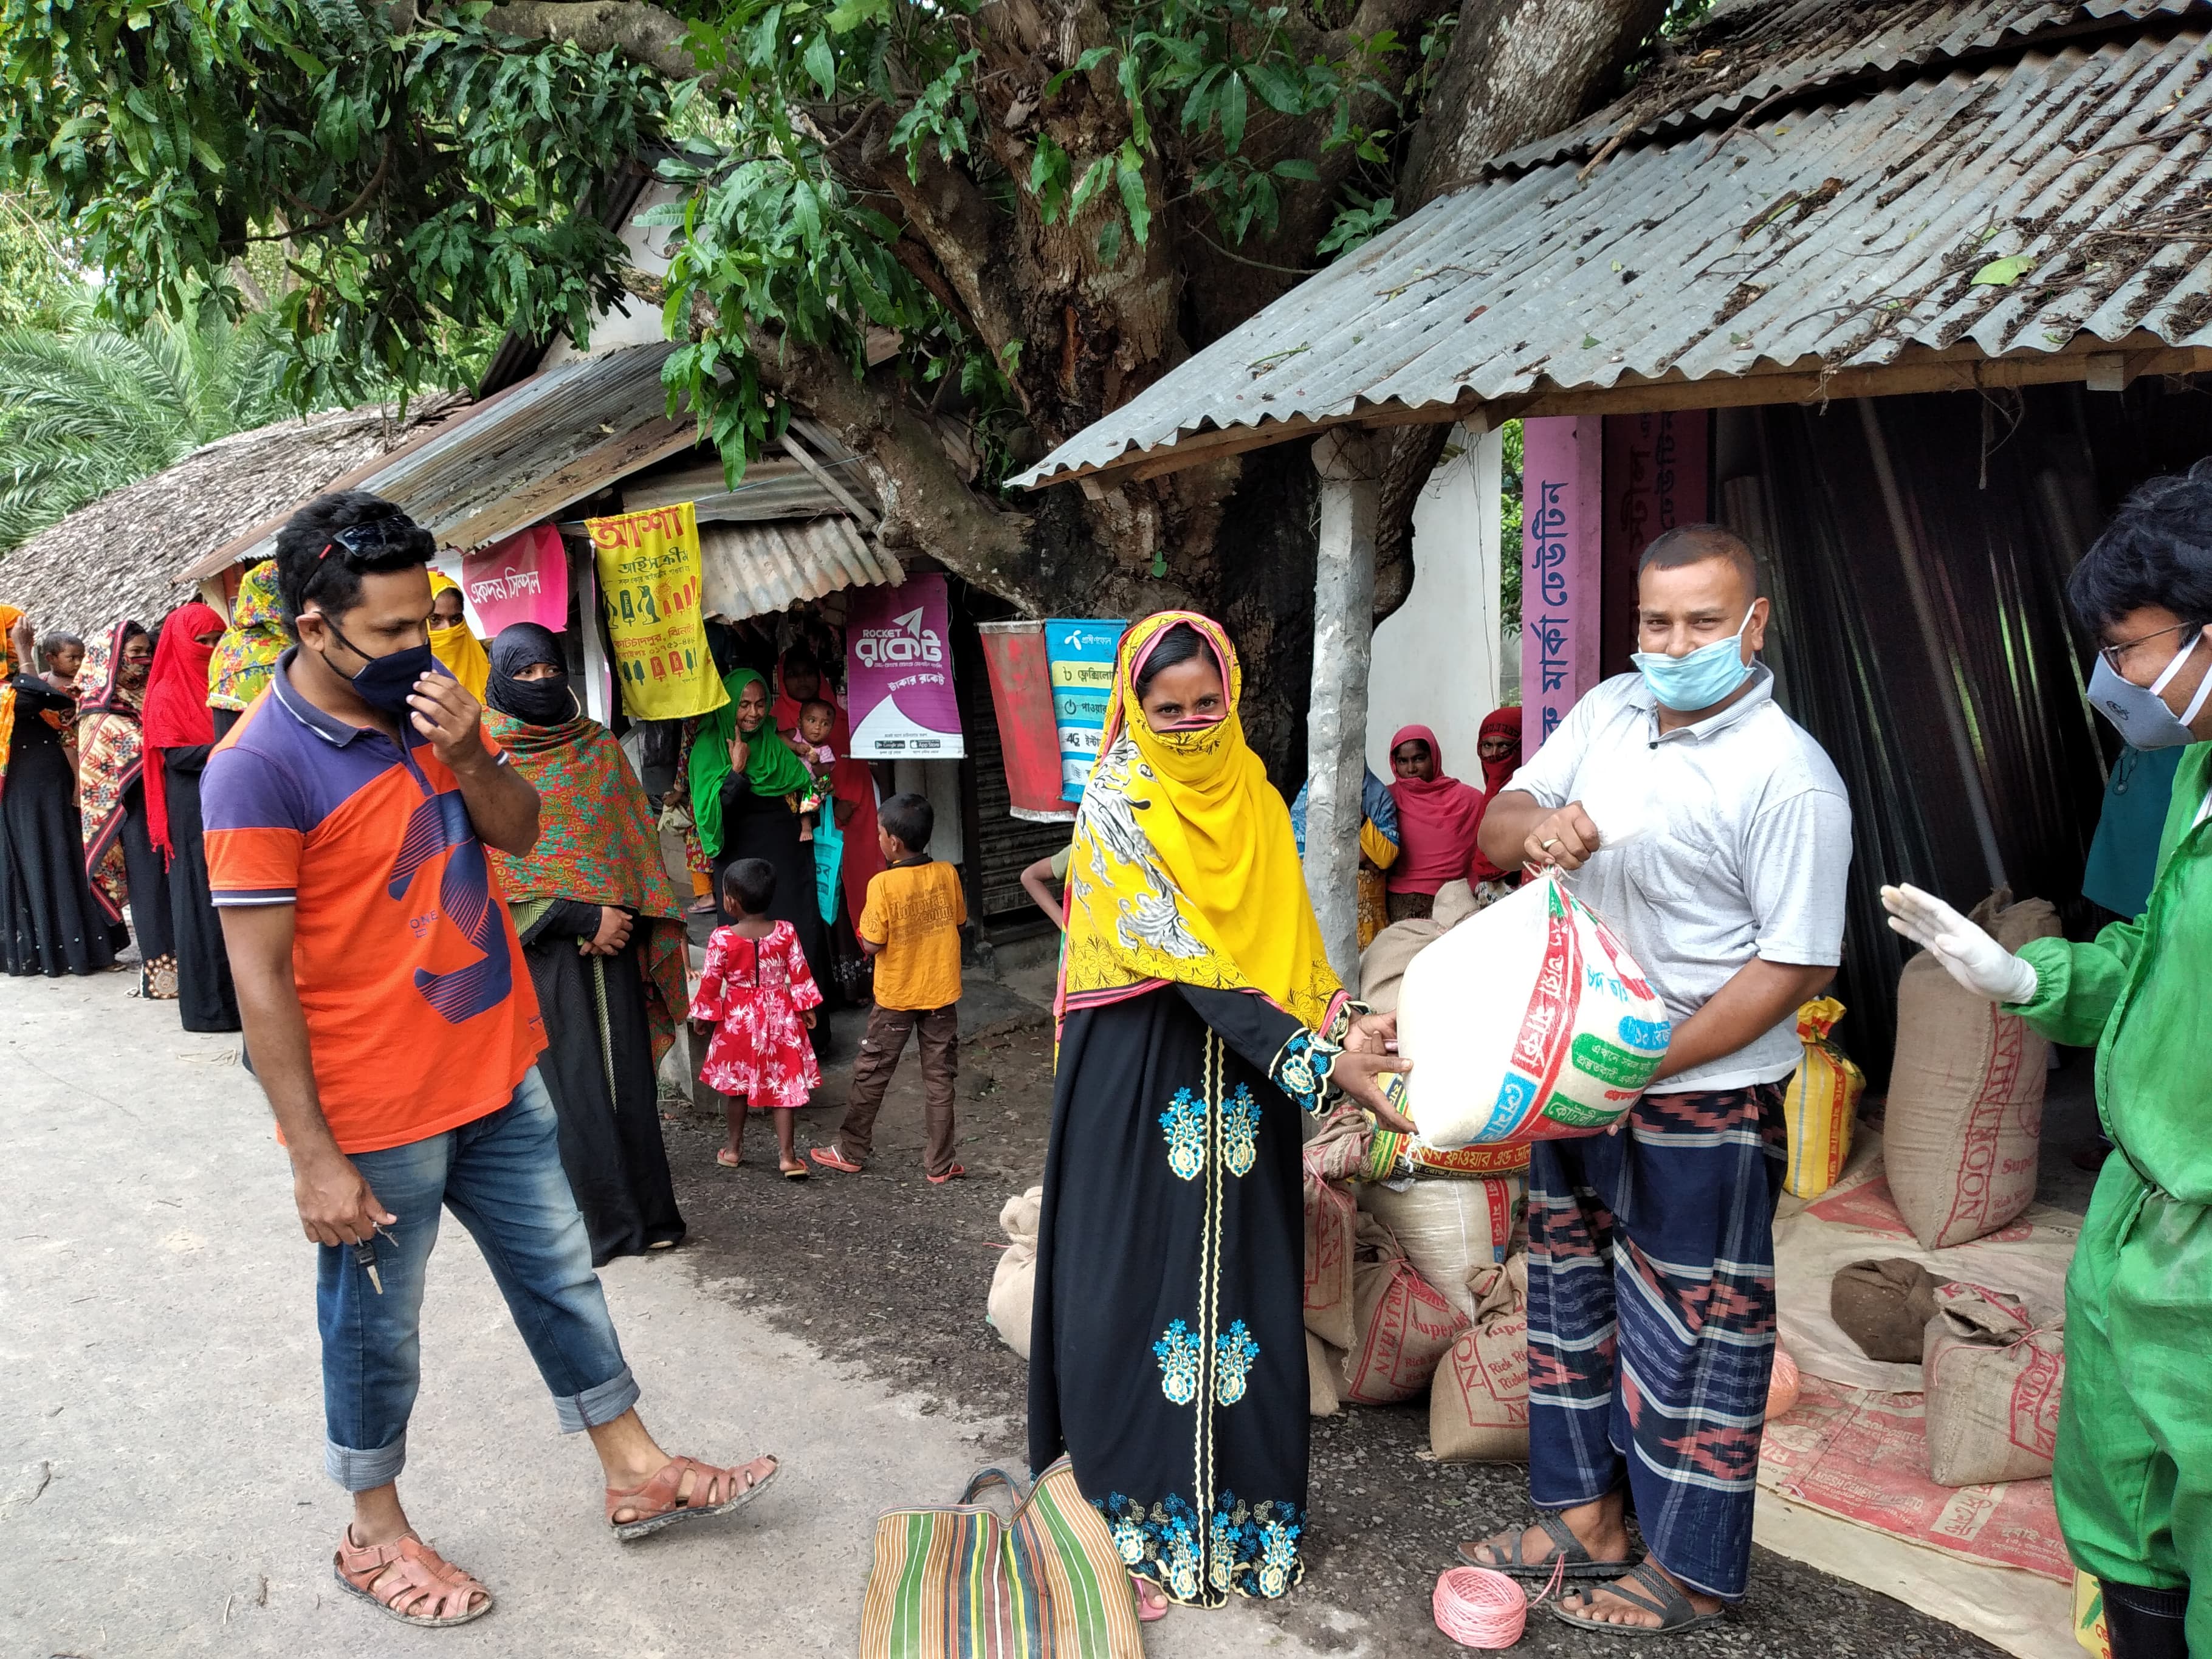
[811, 791, 966, 1183]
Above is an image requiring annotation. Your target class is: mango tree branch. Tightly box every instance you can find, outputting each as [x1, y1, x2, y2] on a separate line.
[479, 0, 706, 80]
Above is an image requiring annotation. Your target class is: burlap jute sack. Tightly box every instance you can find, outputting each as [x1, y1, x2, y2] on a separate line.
[1832, 1257, 1951, 1364]
[1304, 1172, 1358, 1350]
[986, 1186, 1043, 1359]
[1886, 891, 2059, 1249]
[1307, 1330, 1342, 1418]
[1357, 1173, 1526, 1324]
[1429, 1254, 1530, 1461]
[1922, 1281, 2065, 1487]
[1341, 1215, 1465, 1405]
[1357, 882, 1477, 1013]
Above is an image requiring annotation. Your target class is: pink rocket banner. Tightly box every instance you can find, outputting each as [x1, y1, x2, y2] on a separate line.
[846, 574, 964, 759]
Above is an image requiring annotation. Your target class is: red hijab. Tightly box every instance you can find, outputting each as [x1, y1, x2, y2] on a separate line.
[1386, 723, 1486, 895]
[1466, 706, 1525, 884]
[140, 602, 225, 862]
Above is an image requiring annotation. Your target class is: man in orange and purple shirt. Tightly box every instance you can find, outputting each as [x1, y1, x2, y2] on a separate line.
[205, 492, 777, 1628]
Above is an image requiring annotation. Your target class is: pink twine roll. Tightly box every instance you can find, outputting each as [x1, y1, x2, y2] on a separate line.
[1433, 1566, 1528, 1649]
[1768, 1345, 1802, 1419]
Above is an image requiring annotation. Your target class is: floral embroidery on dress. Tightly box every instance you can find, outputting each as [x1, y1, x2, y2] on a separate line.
[1154, 1319, 1201, 1406]
[1214, 1320, 1260, 1405]
[1211, 1494, 1306, 1599]
[1159, 1088, 1206, 1181]
[1096, 1493, 1206, 1602]
[1097, 1491, 1307, 1606]
[1270, 1029, 1338, 1116]
[1218, 1084, 1260, 1176]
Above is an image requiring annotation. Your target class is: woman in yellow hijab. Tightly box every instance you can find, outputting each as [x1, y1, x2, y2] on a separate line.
[426, 570, 490, 704]
[1029, 612, 1412, 1619]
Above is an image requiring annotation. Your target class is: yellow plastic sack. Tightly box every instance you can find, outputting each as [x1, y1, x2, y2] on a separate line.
[1782, 997, 1866, 1199]
[2073, 1573, 2112, 1658]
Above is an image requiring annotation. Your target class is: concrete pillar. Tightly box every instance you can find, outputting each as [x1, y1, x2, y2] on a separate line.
[1305, 428, 1379, 986]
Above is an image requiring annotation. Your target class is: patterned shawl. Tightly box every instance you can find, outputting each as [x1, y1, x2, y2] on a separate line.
[483, 707, 690, 1065]
[1059, 611, 1342, 1031]
[208, 561, 287, 712]
[77, 620, 146, 923]
[0, 603, 20, 793]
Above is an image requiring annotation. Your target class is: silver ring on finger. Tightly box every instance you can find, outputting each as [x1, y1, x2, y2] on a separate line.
[1540, 837, 1561, 850]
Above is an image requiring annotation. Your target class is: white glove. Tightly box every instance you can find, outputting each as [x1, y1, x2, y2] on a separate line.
[1880, 884, 2038, 1004]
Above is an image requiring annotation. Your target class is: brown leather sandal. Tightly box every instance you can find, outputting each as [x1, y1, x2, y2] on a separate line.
[332, 1530, 493, 1626]
[605, 1453, 779, 1541]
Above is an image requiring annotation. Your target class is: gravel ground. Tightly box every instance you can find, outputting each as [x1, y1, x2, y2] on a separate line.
[662, 1001, 2001, 1658]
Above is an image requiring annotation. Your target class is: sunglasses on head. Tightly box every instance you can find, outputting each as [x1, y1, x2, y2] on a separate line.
[317, 518, 421, 562]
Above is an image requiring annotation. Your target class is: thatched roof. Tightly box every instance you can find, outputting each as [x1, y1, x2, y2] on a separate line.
[0, 394, 466, 636]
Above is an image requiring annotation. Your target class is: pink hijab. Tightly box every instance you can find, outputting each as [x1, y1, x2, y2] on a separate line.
[1386, 724, 1485, 895]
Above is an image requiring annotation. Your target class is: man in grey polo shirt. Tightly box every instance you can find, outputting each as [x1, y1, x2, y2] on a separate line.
[1459, 524, 1851, 1635]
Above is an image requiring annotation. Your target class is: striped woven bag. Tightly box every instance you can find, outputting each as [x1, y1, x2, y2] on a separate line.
[858, 1457, 1145, 1658]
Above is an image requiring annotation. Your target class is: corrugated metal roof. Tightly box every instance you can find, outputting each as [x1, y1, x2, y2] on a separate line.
[177, 343, 695, 580]
[1495, 0, 2203, 176]
[623, 458, 851, 523]
[1017, 27, 2212, 487]
[698, 516, 902, 622]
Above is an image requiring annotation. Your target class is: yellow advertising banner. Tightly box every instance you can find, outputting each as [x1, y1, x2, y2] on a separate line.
[586, 501, 729, 721]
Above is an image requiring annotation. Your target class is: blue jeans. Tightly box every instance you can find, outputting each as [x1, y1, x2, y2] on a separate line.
[317, 1068, 639, 1490]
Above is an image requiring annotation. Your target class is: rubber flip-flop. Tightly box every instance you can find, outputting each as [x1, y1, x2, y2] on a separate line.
[715, 1148, 742, 1169]
[1131, 1574, 1170, 1623]
[810, 1144, 862, 1174]
[780, 1162, 811, 1180]
[1456, 1512, 1629, 1581]
[1548, 1561, 1728, 1636]
[927, 1163, 967, 1186]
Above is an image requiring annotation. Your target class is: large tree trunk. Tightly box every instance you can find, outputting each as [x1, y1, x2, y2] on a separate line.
[492, 0, 1663, 781]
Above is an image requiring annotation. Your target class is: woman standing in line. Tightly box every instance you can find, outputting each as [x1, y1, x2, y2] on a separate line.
[689, 664, 834, 1057]
[206, 560, 287, 736]
[482, 623, 689, 1263]
[1029, 613, 1413, 1618]
[77, 620, 168, 993]
[142, 600, 239, 1031]
[1463, 707, 1527, 911]
[1383, 723, 1485, 923]
[1, 609, 115, 977]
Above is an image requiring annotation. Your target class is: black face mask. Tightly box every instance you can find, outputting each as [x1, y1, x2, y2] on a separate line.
[489, 668, 576, 727]
[317, 616, 439, 717]
[486, 622, 578, 727]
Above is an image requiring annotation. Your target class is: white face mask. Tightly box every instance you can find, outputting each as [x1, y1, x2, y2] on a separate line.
[2086, 629, 2212, 751]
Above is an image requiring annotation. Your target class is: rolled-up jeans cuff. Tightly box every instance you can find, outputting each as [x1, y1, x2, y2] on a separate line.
[554, 1364, 639, 1434]
[326, 1430, 408, 1491]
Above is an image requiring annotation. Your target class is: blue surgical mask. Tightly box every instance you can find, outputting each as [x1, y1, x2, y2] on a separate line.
[1631, 613, 1754, 713]
[2086, 632, 2212, 750]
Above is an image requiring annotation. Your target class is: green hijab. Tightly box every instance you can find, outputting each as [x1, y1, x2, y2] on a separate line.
[689, 665, 819, 857]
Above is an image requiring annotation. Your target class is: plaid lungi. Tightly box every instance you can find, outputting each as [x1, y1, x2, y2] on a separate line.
[1525, 1082, 1787, 1601]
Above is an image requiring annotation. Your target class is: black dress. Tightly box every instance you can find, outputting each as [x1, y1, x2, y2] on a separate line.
[515, 898, 685, 1265]
[160, 743, 240, 1031]
[714, 773, 836, 1057]
[1, 678, 116, 977]
[1028, 984, 1336, 1607]
[113, 778, 174, 987]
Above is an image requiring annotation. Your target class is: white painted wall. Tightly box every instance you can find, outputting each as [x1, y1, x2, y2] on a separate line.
[1365, 421, 1504, 781]
[539, 180, 690, 368]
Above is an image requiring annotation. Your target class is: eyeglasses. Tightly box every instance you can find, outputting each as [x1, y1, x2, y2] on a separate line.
[2099, 620, 2206, 674]
[317, 518, 421, 562]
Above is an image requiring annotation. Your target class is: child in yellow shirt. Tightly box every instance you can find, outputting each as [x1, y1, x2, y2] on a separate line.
[809, 792, 967, 1183]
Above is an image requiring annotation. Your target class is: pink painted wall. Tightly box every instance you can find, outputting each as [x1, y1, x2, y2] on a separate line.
[1520, 416, 1604, 757]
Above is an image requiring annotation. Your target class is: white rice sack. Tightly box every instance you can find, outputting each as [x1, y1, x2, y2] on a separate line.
[1395, 870, 1671, 1147]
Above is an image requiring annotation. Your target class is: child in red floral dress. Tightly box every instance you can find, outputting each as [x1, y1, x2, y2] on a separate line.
[692, 858, 823, 1179]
